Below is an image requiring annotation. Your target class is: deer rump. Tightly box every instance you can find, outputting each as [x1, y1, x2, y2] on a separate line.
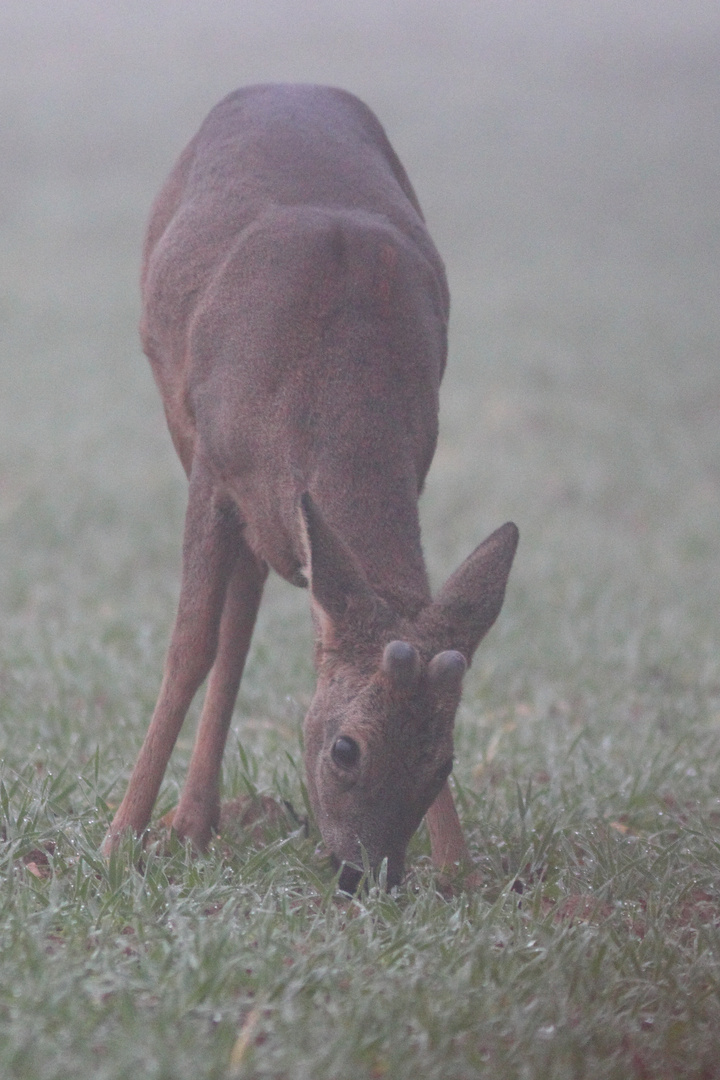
[106, 84, 518, 892]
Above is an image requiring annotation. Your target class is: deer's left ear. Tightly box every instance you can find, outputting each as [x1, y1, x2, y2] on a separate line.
[299, 493, 389, 637]
[418, 522, 518, 663]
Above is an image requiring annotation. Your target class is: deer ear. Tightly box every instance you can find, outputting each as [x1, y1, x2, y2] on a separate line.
[419, 522, 518, 663]
[299, 492, 379, 625]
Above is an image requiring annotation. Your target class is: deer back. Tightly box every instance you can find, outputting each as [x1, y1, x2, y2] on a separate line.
[141, 84, 449, 600]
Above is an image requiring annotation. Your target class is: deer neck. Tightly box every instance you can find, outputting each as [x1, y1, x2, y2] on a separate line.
[310, 470, 432, 621]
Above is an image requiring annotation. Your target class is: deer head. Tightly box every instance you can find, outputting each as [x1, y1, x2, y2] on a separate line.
[300, 494, 518, 890]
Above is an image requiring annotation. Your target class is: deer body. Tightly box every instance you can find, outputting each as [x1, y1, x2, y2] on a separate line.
[106, 84, 518, 890]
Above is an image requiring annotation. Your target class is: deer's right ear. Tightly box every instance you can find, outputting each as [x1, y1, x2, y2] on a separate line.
[299, 493, 379, 627]
[419, 521, 518, 663]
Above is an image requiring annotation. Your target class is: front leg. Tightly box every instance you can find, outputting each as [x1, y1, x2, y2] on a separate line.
[424, 780, 469, 872]
[103, 460, 237, 850]
[171, 540, 267, 849]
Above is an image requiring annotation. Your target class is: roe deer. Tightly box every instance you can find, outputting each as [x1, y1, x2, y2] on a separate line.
[104, 84, 518, 890]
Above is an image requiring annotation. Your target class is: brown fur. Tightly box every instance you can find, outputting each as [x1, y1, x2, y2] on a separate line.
[104, 84, 518, 890]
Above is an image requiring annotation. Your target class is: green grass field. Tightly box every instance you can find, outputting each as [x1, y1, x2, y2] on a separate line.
[1, 2, 719, 1076]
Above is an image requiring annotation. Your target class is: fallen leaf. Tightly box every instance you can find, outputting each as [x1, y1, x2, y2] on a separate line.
[229, 1007, 261, 1075]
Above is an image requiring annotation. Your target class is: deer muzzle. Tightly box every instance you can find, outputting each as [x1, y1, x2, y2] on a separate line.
[332, 850, 406, 893]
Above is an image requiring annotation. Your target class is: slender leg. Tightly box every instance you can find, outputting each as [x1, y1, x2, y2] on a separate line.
[103, 461, 238, 849]
[425, 781, 469, 870]
[171, 540, 267, 849]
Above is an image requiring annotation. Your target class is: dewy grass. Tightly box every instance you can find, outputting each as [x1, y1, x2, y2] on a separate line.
[2, 2, 720, 1078]
[1, 704, 719, 1079]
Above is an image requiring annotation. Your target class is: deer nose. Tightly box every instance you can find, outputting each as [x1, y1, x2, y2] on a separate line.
[384, 858, 405, 890]
[335, 855, 405, 893]
[337, 862, 364, 893]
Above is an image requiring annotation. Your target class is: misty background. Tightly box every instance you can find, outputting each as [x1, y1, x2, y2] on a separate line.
[0, 0, 718, 755]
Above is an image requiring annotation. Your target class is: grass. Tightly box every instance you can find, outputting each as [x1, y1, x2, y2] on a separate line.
[1, 1, 720, 1077]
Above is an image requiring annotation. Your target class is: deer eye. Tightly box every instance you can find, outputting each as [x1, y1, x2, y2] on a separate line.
[331, 736, 360, 769]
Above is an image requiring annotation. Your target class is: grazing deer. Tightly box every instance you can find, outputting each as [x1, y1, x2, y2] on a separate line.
[104, 84, 518, 890]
